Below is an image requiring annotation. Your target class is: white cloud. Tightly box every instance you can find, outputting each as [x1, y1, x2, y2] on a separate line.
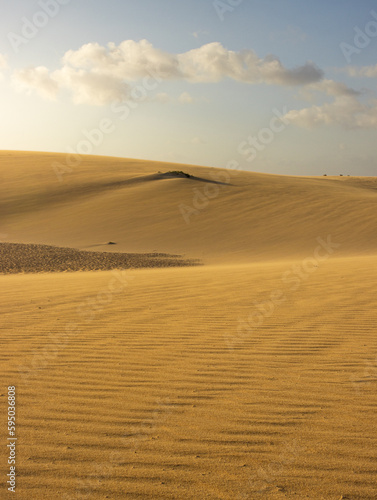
[12, 65, 130, 105]
[62, 40, 181, 81]
[13, 66, 58, 100]
[286, 78, 375, 129]
[12, 39, 324, 106]
[310, 79, 360, 97]
[299, 78, 360, 102]
[345, 64, 377, 78]
[283, 95, 377, 129]
[53, 66, 130, 105]
[179, 92, 194, 103]
[177, 42, 323, 85]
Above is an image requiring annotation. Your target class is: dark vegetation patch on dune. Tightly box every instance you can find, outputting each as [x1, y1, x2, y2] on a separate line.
[0, 242, 200, 274]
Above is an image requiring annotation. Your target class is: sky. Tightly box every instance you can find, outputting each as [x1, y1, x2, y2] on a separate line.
[0, 0, 376, 175]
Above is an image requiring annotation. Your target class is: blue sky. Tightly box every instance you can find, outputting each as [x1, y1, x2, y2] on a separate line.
[0, 0, 376, 175]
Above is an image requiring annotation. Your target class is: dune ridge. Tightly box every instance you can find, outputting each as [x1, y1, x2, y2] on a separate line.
[1, 151, 376, 263]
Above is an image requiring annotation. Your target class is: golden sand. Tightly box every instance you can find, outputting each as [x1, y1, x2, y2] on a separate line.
[1, 152, 376, 499]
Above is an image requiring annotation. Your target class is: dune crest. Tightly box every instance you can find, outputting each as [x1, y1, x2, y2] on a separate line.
[1, 151, 376, 263]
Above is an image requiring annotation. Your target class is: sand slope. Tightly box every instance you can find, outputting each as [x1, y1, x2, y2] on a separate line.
[1, 151, 376, 262]
[1, 151, 377, 499]
[1, 258, 377, 499]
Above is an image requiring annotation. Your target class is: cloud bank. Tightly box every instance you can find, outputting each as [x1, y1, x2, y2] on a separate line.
[12, 39, 324, 105]
[309, 79, 360, 97]
[11, 40, 376, 129]
[283, 95, 377, 129]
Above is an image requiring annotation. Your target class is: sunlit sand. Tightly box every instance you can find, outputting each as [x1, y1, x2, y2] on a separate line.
[1, 151, 376, 499]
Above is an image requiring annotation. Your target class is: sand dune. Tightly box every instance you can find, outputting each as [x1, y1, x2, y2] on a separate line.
[1, 151, 376, 262]
[1, 151, 376, 499]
